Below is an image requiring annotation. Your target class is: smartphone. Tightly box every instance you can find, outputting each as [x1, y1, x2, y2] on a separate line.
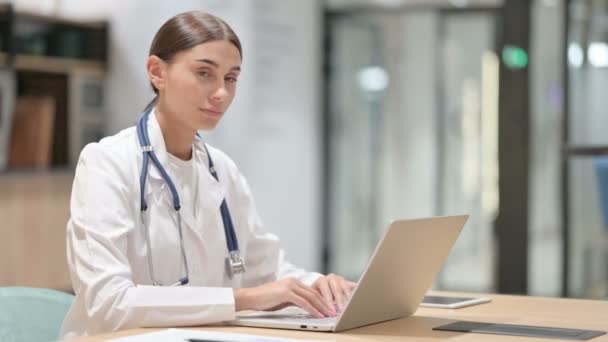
[420, 295, 492, 309]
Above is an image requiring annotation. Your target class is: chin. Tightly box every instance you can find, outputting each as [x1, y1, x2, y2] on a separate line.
[196, 121, 220, 131]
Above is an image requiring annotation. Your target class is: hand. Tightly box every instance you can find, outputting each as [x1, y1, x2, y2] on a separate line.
[311, 273, 357, 312]
[234, 278, 336, 318]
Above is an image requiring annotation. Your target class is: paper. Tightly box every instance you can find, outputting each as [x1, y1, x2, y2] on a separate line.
[110, 328, 333, 342]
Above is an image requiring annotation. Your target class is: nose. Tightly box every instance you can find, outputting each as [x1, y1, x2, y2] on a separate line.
[210, 82, 229, 103]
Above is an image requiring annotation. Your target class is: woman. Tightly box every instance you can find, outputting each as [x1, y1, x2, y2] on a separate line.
[61, 11, 355, 339]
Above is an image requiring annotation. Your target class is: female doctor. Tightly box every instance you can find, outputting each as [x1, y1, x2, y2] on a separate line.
[61, 11, 355, 339]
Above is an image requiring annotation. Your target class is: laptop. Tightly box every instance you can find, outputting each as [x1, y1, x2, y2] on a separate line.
[230, 215, 468, 332]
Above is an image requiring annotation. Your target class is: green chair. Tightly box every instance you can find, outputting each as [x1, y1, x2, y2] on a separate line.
[0, 287, 74, 342]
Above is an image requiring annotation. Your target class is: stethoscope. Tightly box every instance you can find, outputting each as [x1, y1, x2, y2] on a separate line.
[136, 106, 246, 286]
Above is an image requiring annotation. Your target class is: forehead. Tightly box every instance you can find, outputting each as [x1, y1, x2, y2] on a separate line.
[175, 40, 242, 68]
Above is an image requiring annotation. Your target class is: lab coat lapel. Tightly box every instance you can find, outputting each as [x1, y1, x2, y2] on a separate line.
[193, 139, 226, 216]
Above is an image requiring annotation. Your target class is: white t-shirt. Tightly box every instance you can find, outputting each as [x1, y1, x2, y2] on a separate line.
[166, 150, 198, 220]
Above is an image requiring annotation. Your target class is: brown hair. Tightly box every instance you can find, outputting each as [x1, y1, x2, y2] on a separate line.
[146, 11, 242, 102]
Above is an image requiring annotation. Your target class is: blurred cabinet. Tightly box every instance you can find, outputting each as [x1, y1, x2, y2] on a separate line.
[0, 3, 108, 169]
[0, 68, 15, 169]
[68, 69, 105, 168]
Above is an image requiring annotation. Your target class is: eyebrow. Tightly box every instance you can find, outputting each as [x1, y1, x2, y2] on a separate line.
[196, 58, 241, 71]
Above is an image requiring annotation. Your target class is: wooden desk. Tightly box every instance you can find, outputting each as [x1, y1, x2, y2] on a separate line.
[72, 292, 608, 341]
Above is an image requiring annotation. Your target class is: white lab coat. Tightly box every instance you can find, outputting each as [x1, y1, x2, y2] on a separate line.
[60, 110, 321, 339]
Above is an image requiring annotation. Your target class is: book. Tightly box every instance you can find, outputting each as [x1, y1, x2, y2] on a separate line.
[8, 96, 55, 168]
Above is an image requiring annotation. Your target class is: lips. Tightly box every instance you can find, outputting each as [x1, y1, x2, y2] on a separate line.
[200, 108, 223, 117]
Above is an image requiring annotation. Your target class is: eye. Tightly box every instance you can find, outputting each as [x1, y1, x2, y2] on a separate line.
[225, 76, 238, 83]
[197, 71, 211, 77]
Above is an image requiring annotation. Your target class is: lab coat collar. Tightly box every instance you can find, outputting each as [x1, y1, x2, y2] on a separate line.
[145, 109, 168, 181]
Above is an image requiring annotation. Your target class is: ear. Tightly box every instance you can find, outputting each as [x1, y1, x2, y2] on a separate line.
[147, 55, 167, 92]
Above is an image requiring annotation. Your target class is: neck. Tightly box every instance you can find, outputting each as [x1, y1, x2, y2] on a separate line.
[154, 99, 195, 161]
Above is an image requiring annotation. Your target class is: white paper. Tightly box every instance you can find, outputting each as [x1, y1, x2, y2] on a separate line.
[110, 328, 334, 342]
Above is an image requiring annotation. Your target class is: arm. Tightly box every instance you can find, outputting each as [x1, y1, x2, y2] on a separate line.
[227, 173, 351, 315]
[196, 149, 345, 317]
[227, 168, 356, 313]
[230, 171, 322, 287]
[219, 168, 331, 316]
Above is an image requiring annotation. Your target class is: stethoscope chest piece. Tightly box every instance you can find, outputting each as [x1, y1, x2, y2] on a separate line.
[225, 250, 246, 279]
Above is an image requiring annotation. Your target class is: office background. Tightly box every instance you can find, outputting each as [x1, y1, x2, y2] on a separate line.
[0, 0, 606, 301]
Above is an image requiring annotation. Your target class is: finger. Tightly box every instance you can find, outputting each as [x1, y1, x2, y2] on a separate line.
[294, 282, 334, 317]
[314, 278, 335, 309]
[288, 292, 324, 318]
[297, 284, 334, 316]
[340, 279, 354, 300]
[297, 281, 333, 311]
[340, 279, 356, 296]
[328, 278, 346, 312]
